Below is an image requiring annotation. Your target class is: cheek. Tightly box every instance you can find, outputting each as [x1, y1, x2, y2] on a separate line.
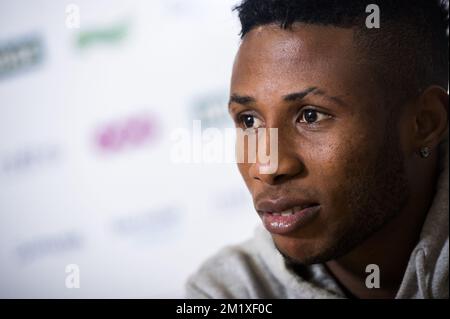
[304, 138, 350, 179]
[304, 131, 377, 199]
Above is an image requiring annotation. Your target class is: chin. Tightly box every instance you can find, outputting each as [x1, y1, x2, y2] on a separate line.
[272, 235, 331, 265]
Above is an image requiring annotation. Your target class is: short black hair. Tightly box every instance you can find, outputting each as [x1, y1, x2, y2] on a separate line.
[234, 0, 449, 106]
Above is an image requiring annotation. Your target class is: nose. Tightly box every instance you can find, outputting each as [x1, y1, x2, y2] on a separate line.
[249, 131, 304, 185]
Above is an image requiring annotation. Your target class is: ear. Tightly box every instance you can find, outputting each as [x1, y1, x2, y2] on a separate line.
[412, 86, 449, 154]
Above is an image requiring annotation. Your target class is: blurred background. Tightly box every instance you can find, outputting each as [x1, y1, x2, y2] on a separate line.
[0, 0, 259, 298]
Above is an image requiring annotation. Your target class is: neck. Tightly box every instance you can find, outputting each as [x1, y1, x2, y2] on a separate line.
[325, 156, 439, 299]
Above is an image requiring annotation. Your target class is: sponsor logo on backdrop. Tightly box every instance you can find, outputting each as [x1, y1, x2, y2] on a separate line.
[75, 20, 130, 50]
[94, 113, 160, 154]
[190, 91, 232, 129]
[1, 145, 61, 175]
[0, 34, 44, 80]
[163, 0, 195, 16]
[213, 189, 250, 212]
[111, 206, 180, 242]
[16, 232, 83, 264]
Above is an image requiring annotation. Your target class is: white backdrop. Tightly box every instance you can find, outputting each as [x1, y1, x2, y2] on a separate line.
[0, 0, 259, 298]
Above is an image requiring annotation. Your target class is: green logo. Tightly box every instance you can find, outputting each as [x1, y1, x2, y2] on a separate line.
[76, 20, 129, 50]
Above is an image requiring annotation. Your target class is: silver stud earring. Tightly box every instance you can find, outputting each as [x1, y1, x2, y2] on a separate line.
[419, 146, 431, 158]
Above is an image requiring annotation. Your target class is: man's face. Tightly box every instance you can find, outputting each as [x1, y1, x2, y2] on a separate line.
[229, 24, 410, 264]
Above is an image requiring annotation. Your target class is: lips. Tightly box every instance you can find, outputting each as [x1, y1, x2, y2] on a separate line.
[256, 197, 320, 235]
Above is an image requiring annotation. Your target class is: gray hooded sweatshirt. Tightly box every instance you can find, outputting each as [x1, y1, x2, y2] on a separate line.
[186, 137, 448, 299]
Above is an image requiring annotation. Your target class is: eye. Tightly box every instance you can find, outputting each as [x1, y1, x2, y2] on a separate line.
[238, 113, 263, 130]
[298, 108, 331, 124]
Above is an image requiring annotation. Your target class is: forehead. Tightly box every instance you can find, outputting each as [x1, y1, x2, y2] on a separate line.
[231, 23, 374, 103]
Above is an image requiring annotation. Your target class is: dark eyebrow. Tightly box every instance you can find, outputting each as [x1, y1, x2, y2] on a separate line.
[283, 87, 318, 101]
[284, 87, 348, 107]
[229, 86, 349, 109]
[228, 94, 256, 106]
